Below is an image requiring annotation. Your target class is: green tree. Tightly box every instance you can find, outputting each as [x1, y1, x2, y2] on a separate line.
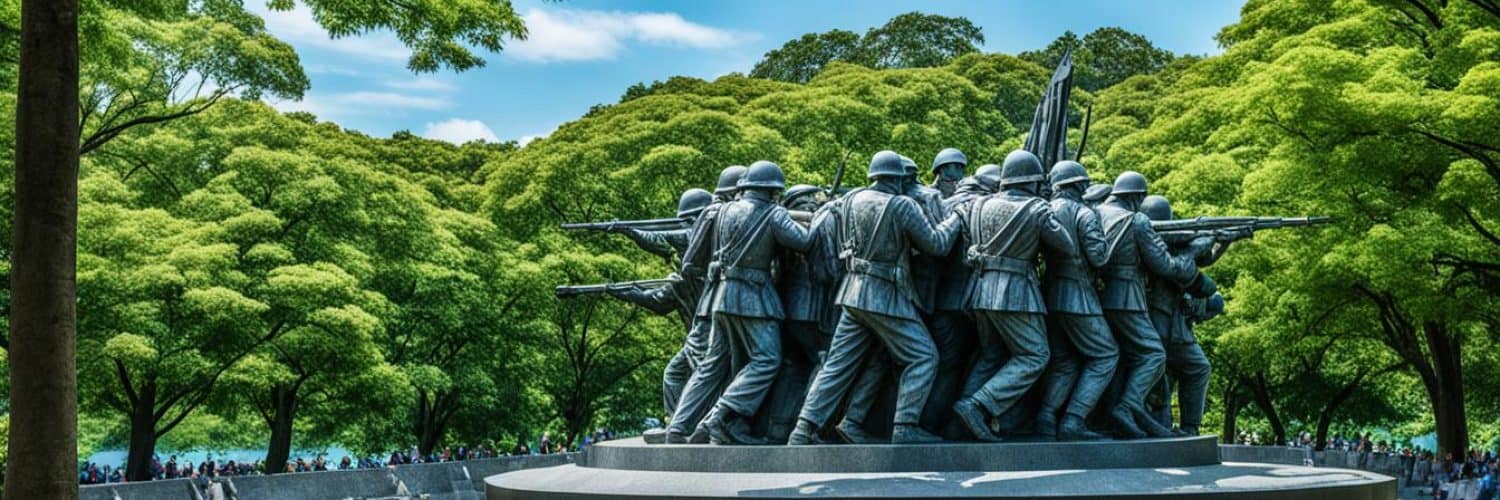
[856, 12, 984, 69]
[749, 30, 861, 83]
[1020, 27, 1177, 92]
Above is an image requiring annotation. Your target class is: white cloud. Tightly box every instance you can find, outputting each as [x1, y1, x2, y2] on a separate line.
[335, 92, 451, 110]
[507, 8, 747, 63]
[254, 4, 408, 63]
[266, 91, 450, 120]
[424, 119, 500, 144]
[517, 134, 545, 147]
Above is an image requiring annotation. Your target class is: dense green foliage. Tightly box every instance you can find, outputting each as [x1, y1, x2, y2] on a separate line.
[2, 1, 1499, 484]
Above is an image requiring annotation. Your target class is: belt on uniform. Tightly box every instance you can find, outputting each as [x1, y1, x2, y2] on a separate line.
[1046, 263, 1093, 282]
[970, 254, 1035, 276]
[722, 266, 771, 285]
[1101, 265, 1139, 280]
[848, 257, 907, 284]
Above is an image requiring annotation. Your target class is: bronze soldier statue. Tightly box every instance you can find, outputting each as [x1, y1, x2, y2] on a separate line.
[1093, 172, 1213, 438]
[694, 161, 813, 445]
[931, 147, 969, 198]
[926, 163, 1000, 437]
[831, 154, 949, 443]
[615, 188, 713, 261]
[1033, 160, 1118, 441]
[760, 184, 835, 442]
[789, 150, 962, 445]
[1141, 195, 1226, 437]
[951, 150, 1077, 442]
[664, 165, 748, 443]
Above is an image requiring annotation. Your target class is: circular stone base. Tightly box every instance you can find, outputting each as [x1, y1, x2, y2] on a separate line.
[585, 435, 1220, 473]
[486, 437, 1395, 499]
[487, 462, 1395, 499]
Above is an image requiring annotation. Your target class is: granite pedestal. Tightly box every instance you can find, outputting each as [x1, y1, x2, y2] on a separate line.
[486, 436, 1396, 499]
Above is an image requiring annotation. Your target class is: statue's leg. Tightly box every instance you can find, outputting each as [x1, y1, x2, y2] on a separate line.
[1168, 340, 1211, 434]
[1034, 315, 1081, 436]
[959, 316, 1004, 399]
[967, 312, 1050, 422]
[1147, 310, 1174, 429]
[1104, 311, 1170, 437]
[922, 310, 975, 433]
[858, 308, 937, 428]
[1059, 313, 1119, 423]
[667, 315, 729, 437]
[797, 310, 875, 430]
[762, 320, 819, 442]
[712, 314, 782, 422]
[662, 345, 693, 418]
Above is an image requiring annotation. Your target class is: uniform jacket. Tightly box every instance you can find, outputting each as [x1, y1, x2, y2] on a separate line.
[1042, 194, 1110, 315]
[965, 191, 1075, 313]
[1096, 200, 1199, 312]
[907, 184, 947, 313]
[934, 182, 989, 312]
[835, 187, 961, 320]
[701, 196, 812, 319]
[612, 278, 694, 330]
[624, 227, 691, 261]
[678, 202, 724, 318]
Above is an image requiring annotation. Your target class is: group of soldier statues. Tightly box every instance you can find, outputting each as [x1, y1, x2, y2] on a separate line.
[560, 147, 1314, 446]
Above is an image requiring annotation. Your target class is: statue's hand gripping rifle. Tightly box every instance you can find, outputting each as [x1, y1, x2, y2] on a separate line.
[555, 278, 676, 298]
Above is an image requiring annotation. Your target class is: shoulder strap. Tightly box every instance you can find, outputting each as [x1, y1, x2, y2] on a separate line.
[718, 202, 776, 267]
[972, 197, 1042, 256]
[1101, 210, 1135, 263]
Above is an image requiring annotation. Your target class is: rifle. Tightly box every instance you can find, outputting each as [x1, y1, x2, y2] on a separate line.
[1075, 103, 1093, 161]
[828, 150, 852, 196]
[1150, 216, 1333, 233]
[555, 278, 675, 298]
[560, 217, 689, 231]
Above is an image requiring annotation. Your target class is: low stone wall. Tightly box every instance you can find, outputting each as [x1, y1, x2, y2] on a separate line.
[1219, 444, 1413, 484]
[79, 453, 578, 500]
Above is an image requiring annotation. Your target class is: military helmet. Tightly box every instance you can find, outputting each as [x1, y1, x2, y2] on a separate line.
[676, 188, 713, 218]
[1141, 195, 1173, 221]
[900, 155, 919, 177]
[867, 150, 906, 179]
[1049, 160, 1090, 188]
[1112, 171, 1149, 195]
[974, 163, 1002, 191]
[715, 165, 748, 195]
[739, 160, 786, 191]
[999, 150, 1045, 186]
[783, 184, 821, 205]
[931, 148, 968, 172]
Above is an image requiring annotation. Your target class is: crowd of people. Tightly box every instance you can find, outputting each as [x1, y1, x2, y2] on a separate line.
[76, 431, 619, 486]
[1235, 430, 1499, 499]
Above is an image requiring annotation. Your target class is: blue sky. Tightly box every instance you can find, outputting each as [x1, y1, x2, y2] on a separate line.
[257, 1, 1246, 145]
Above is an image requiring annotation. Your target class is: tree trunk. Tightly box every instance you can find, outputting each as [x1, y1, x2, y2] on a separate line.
[264, 385, 299, 475]
[5, 0, 81, 497]
[125, 383, 159, 482]
[1221, 383, 1242, 445]
[1246, 373, 1287, 445]
[1425, 321, 1468, 458]
[1315, 368, 1371, 451]
[414, 390, 454, 457]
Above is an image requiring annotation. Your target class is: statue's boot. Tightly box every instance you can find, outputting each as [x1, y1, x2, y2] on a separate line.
[688, 425, 711, 444]
[642, 428, 668, 444]
[1057, 415, 1106, 441]
[1135, 410, 1174, 438]
[835, 420, 882, 444]
[1110, 408, 1147, 439]
[788, 419, 818, 445]
[953, 399, 1001, 442]
[1175, 425, 1199, 437]
[1033, 411, 1058, 441]
[891, 424, 943, 444]
[705, 411, 764, 445]
[665, 431, 690, 444]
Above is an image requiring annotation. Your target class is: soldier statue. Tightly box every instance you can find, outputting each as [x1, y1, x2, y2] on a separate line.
[927, 163, 1000, 437]
[1032, 160, 1118, 440]
[616, 188, 713, 261]
[951, 150, 1077, 442]
[1141, 195, 1227, 437]
[790, 150, 962, 445]
[827, 154, 951, 443]
[760, 184, 836, 442]
[664, 165, 747, 443]
[931, 147, 969, 198]
[1093, 171, 1213, 438]
[693, 161, 813, 445]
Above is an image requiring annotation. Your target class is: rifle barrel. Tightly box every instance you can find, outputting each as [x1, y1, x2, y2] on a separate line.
[561, 218, 688, 231]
